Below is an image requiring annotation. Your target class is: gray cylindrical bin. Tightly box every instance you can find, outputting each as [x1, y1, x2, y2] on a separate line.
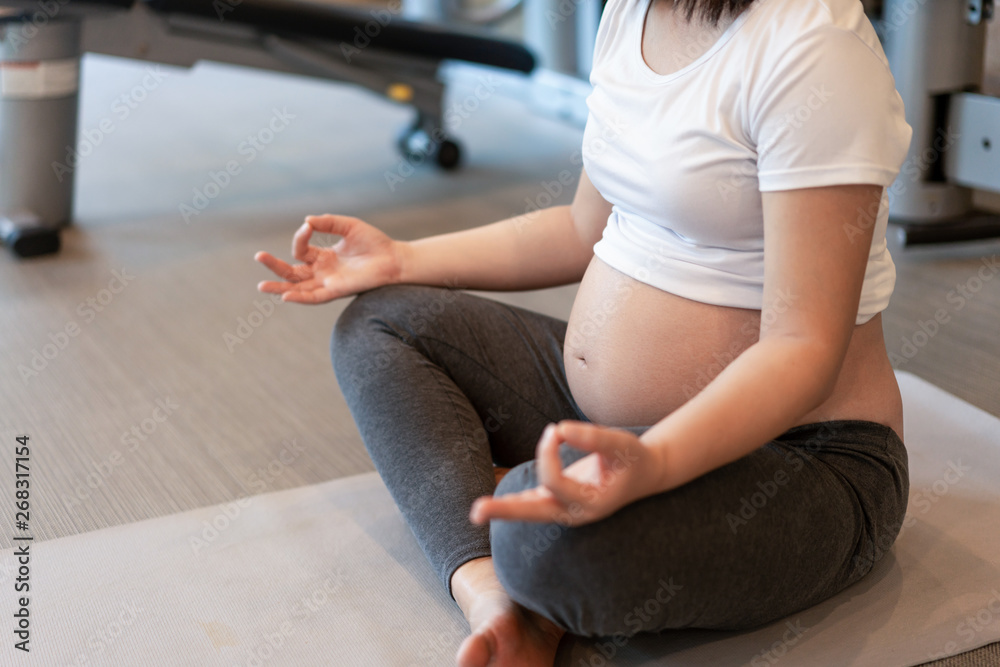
[0, 17, 82, 228]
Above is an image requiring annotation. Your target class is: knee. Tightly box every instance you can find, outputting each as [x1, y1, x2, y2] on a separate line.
[330, 284, 434, 369]
[489, 465, 603, 635]
[330, 285, 402, 389]
[490, 461, 692, 637]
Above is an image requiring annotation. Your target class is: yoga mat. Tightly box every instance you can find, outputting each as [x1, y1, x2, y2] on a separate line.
[1, 371, 998, 666]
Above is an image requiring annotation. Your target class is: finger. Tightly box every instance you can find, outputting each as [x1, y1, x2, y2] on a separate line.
[274, 276, 321, 292]
[257, 280, 295, 294]
[254, 251, 300, 282]
[536, 425, 588, 506]
[469, 489, 566, 524]
[268, 276, 320, 298]
[304, 214, 355, 237]
[281, 286, 339, 304]
[293, 222, 315, 263]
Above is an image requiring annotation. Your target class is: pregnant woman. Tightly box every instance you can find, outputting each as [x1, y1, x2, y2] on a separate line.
[256, 0, 912, 664]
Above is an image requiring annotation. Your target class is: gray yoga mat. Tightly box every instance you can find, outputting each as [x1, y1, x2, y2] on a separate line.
[1, 370, 998, 666]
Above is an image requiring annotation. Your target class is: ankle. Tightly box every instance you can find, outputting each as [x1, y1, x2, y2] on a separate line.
[451, 557, 501, 617]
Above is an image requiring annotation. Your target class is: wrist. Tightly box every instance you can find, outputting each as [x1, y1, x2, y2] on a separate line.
[639, 432, 679, 496]
[391, 239, 415, 285]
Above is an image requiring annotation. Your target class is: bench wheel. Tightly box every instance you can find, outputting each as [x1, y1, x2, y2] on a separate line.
[434, 139, 461, 170]
[397, 126, 462, 171]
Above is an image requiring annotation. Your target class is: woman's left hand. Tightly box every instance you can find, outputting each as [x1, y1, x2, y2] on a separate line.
[469, 421, 665, 527]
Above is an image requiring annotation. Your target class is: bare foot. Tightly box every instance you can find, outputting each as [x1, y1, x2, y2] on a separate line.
[452, 557, 565, 667]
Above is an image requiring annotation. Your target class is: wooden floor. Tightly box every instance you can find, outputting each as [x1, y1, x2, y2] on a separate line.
[0, 53, 997, 666]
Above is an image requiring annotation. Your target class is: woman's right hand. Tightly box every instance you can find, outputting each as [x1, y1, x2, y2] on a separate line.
[255, 214, 405, 304]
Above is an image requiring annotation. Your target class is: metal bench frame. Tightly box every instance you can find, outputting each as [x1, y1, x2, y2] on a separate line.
[0, 0, 534, 255]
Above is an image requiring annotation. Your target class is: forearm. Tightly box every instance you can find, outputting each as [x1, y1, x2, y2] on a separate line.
[396, 205, 594, 291]
[639, 337, 841, 495]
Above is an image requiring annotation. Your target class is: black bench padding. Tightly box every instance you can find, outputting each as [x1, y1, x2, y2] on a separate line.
[0, 0, 136, 21]
[145, 0, 535, 72]
[81, 0, 136, 6]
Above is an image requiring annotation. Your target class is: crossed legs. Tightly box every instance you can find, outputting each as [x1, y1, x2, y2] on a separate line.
[331, 285, 909, 663]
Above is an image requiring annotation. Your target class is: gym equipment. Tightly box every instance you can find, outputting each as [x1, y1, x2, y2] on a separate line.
[3, 0, 1000, 256]
[871, 0, 1000, 245]
[0, 0, 535, 257]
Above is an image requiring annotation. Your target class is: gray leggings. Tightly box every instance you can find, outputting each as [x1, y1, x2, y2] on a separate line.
[330, 284, 909, 637]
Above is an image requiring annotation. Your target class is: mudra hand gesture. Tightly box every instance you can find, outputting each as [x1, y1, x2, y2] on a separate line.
[470, 421, 664, 527]
[255, 214, 403, 304]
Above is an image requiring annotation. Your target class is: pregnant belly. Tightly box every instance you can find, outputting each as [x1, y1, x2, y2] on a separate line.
[564, 256, 762, 427]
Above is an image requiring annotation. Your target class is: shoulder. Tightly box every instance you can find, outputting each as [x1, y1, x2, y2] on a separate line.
[740, 0, 888, 66]
[737, 0, 900, 123]
[738, 0, 912, 189]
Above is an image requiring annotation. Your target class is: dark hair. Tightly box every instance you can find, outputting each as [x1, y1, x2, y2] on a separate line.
[673, 0, 757, 25]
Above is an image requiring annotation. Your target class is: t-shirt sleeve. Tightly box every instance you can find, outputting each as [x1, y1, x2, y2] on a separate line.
[748, 25, 913, 191]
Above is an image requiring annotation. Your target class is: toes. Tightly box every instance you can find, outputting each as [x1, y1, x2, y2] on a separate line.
[456, 630, 493, 667]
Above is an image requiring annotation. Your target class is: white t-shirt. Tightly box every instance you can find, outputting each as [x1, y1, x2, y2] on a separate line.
[584, 0, 912, 323]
